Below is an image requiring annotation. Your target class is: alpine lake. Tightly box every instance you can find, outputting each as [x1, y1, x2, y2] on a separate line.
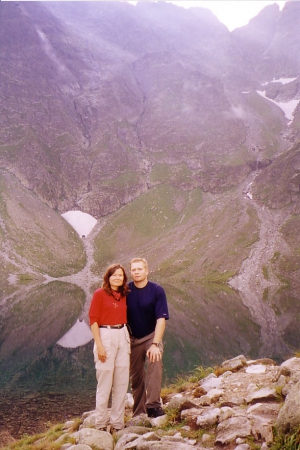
[1, 279, 299, 439]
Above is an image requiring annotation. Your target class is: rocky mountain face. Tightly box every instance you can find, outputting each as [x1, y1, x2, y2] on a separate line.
[1, 0, 300, 399]
[1, 1, 298, 217]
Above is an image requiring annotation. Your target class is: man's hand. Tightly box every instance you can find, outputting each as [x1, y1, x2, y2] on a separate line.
[147, 344, 162, 363]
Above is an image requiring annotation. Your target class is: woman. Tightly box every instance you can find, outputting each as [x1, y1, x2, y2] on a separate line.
[89, 264, 130, 432]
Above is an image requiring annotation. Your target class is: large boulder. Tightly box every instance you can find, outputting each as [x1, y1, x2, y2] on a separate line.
[277, 380, 300, 432]
[77, 429, 113, 450]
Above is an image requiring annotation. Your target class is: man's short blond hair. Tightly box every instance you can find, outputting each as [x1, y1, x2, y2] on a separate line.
[130, 257, 148, 270]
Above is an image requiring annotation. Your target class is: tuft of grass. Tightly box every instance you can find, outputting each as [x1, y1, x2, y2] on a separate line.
[161, 365, 213, 401]
[275, 386, 284, 401]
[271, 426, 300, 450]
[245, 435, 261, 449]
[0, 422, 78, 450]
[213, 365, 238, 376]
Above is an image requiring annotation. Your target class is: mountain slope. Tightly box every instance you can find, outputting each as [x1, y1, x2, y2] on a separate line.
[0, 1, 294, 218]
[1, 0, 300, 378]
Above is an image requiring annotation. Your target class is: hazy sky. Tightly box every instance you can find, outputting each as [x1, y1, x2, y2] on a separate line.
[4, 0, 287, 31]
[129, 1, 287, 31]
[175, 1, 286, 31]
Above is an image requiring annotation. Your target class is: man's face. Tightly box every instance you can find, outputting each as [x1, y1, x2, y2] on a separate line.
[130, 261, 148, 283]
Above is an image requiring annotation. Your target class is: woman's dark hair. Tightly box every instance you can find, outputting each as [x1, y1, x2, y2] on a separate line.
[102, 264, 129, 296]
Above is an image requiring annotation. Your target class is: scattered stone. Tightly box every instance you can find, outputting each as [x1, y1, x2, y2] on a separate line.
[281, 357, 300, 372]
[234, 444, 250, 450]
[63, 420, 77, 430]
[221, 355, 247, 371]
[201, 433, 212, 444]
[196, 407, 220, 427]
[277, 379, 300, 432]
[150, 415, 168, 427]
[246, 387, 277, 404]
[9, 355, 300, 449]
[245, 364, 266, 374]
[167, 396, 197, 411]
[67, 445, 92, 450]
[219, 406, 235, 421]
[77, 428, 113, 450]
[199, 373, 223, 392]
[216, 416, 252, 445]
[125, 393, 134, 409]
[125, 413, 152, 427]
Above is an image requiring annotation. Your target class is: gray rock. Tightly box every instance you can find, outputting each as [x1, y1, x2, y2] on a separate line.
[81, 413, 97, 429]
[246, 387, 277, 404]
[247, 403, 279, 444]
[201, 433, 213, 444]
[196, 407, 220, 427]
[67, 445, 92, 450]
[245, 364, 266, 374]
[181, 407, 203, 421]
[234, 445, 250, 450]
[276, 375, 287, 388]
[62, 355, 300, 450]
[281, 357, 300, 372]
[199, 374, 223, 392]
[198, 395, 213, 406]
[219, 406, 235, 421]
[247, 402, 280, 420]
[125, 393, 134, 409]
[199, 388, 225, 406]
[222, 355, 247, 371]
[206, 388, 224, 402]
[114, 433, 143, 450]
[261, 443, 269, 450]
[60, 444, 76, 450]
[121, 426, 151, 436]
[125, 413, 152, 428]
[277, 380, 300, 432]
[216, 416, 251, 445]
[167, 397, 197, 411]
[63, 420, 77, 430]
[77, 428, 113, 450]
[81, 410, 95, 421]
[150, 415, 168, 427]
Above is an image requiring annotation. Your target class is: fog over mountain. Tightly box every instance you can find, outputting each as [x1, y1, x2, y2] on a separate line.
[1, 0, 300, 397]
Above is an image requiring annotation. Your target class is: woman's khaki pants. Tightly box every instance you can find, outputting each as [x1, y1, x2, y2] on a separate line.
[93, 326, 130, 429]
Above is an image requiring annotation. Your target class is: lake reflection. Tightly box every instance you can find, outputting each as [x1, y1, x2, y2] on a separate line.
[0, 280, 299, 437]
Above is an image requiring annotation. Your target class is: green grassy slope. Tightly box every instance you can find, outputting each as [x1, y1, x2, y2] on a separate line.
[0, 170, 86, 293]
[93, 182, 259, 282]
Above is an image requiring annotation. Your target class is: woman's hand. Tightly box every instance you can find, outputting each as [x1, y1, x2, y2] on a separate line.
[97, 345, 107, 363]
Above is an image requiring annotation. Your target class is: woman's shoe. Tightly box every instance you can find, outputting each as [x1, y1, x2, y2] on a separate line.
[110, 426, 121, 434]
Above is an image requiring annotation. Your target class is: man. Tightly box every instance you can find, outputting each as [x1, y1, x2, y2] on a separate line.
[127, 257, 169, 418]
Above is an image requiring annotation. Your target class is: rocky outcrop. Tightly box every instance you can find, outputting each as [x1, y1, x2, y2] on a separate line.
[48, 355, 300, 450]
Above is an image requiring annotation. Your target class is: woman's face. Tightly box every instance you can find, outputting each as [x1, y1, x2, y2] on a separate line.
[109, 268, 124, 290]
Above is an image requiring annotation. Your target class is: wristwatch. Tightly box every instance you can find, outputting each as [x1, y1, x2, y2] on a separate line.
[152, 342, 159, 347]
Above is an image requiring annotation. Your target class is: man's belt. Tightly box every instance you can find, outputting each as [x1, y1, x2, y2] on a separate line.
[100, 324, 125, 329]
